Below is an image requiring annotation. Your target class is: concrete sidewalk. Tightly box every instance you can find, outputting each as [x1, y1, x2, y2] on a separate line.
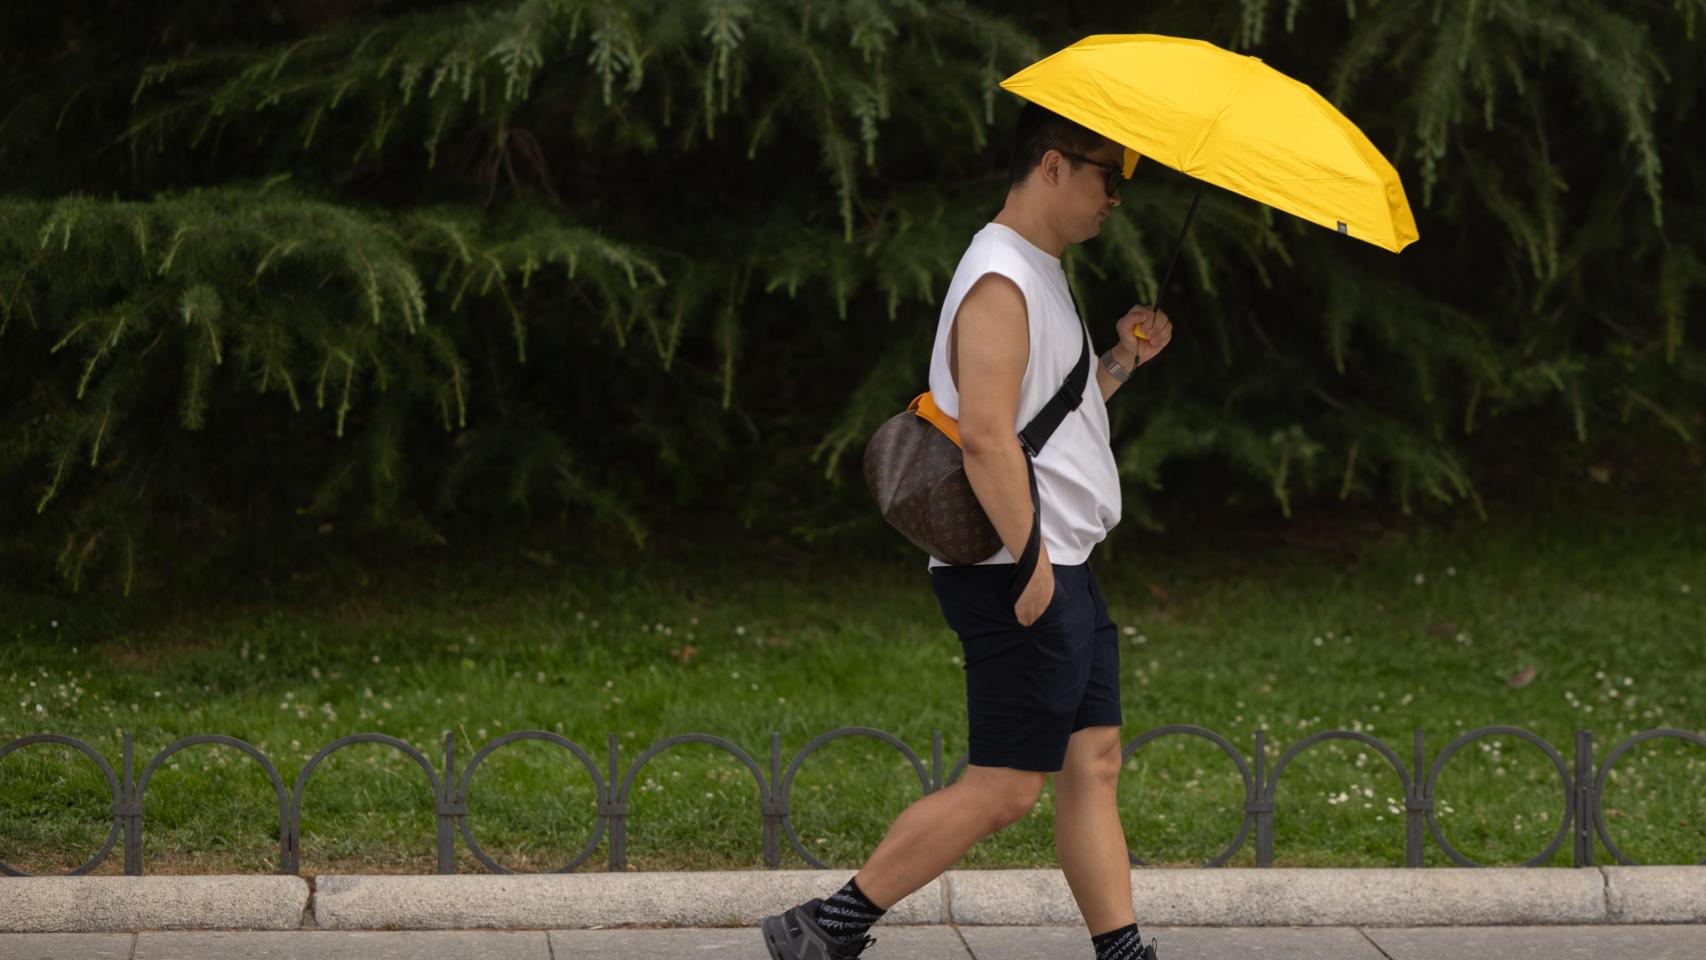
[6, 926, 1706, 959]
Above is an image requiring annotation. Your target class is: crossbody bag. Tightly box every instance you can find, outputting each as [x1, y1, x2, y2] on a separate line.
[862, 320, 1092, 603]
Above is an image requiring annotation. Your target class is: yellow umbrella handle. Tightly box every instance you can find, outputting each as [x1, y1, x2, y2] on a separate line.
[1153, 183, 1204, 313]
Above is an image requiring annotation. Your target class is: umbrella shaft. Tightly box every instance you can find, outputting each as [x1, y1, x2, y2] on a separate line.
[1154, 183, 1204, 313]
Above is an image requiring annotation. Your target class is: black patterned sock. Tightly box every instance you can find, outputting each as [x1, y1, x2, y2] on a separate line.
[1092, 922, 1149, 959]
[815, 877, 886, 942]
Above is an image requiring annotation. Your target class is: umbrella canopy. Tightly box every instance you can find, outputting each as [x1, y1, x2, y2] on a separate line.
[1000, 33, 1418, 254]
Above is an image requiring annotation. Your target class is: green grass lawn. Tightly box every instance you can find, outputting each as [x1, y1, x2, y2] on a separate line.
[3, 473, 1704, 876]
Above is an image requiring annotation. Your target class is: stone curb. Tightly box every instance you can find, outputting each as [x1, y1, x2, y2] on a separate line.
[950, 868, 1609, 927]
[0, 876, 308, 933]
[313, 873, 945, 929]
[3, 868, 1704, 933]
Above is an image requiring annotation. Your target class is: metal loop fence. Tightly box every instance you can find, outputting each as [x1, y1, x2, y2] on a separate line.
[2, 724, 1702, 876]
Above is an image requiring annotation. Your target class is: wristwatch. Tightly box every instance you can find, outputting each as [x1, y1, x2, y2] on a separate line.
[1100, 349, 1133, 383]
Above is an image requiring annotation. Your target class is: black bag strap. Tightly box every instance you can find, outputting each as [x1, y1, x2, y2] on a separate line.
[1008, 321, 1093, 603]
[1017, 321, 1093, 458]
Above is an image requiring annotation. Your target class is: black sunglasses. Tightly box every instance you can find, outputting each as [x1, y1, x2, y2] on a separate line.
[1057, 150, 1123, 196]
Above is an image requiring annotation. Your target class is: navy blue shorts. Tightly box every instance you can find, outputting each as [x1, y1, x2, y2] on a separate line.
[929, 561, 1123, 773]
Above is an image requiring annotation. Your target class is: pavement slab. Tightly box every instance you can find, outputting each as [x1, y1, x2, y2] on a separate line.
[133, 930, 551, 959]
[958, 925, 1390, 959]
[550, 924, 972, 958]
[1367, 925, 1706, 960]
[0, 933, 133, 960]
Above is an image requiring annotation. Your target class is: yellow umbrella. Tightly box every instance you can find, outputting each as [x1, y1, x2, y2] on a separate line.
[1000, 33, 1418, 303]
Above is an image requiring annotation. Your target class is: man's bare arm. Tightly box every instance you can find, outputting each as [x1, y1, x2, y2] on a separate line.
[954, 273, 1054, 623]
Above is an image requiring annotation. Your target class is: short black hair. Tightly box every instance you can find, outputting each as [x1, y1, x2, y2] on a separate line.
[1007, 101, 1116, 188]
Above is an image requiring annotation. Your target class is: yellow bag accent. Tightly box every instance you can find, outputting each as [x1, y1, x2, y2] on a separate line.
[909, 391, 962, 449]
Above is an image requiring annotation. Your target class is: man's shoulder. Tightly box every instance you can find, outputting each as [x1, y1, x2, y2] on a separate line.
[953, 230, 1039, 297]
[959, 270, 1025, 317]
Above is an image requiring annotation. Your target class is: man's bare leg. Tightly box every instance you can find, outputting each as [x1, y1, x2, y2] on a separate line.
[851, 764, 1047, 909]
[1053, 725, 1136, 935]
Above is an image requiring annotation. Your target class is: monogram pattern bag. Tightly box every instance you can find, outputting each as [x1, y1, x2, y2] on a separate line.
[863, 396, 1004, 565]
[863, 321, 1092, 599]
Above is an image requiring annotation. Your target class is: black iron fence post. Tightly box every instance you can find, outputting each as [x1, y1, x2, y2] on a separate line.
[1251, 728, 1275, 867]
[603, 733, 628, 870]
[1574, 730, 1595, 867]
[116, 733, 142, 876]
[762, 732, 784, 869]
[436, 732, 461, 874]
[1404, 728, 1432, 868]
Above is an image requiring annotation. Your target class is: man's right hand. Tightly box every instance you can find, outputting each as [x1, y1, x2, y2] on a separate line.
[1013, 552, 1055, 626]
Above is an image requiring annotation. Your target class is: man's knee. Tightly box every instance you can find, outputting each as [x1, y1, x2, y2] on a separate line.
[982, 770, 1047, 830]
[1060, 729, 1124, 790]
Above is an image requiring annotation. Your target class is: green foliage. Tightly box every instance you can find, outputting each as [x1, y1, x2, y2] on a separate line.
[1, 0, 1702, 589]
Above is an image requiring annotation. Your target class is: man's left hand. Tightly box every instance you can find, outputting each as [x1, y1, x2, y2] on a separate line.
[1115, 305, 1173, 366]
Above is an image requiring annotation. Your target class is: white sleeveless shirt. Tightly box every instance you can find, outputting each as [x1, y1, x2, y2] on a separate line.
[925, 222, 1122, 568]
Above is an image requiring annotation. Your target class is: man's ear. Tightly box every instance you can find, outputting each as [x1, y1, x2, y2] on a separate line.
[1038, 149, 1062, 188]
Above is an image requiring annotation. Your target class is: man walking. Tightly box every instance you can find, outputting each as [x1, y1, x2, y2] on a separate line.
[762, 102, 1173, 960]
